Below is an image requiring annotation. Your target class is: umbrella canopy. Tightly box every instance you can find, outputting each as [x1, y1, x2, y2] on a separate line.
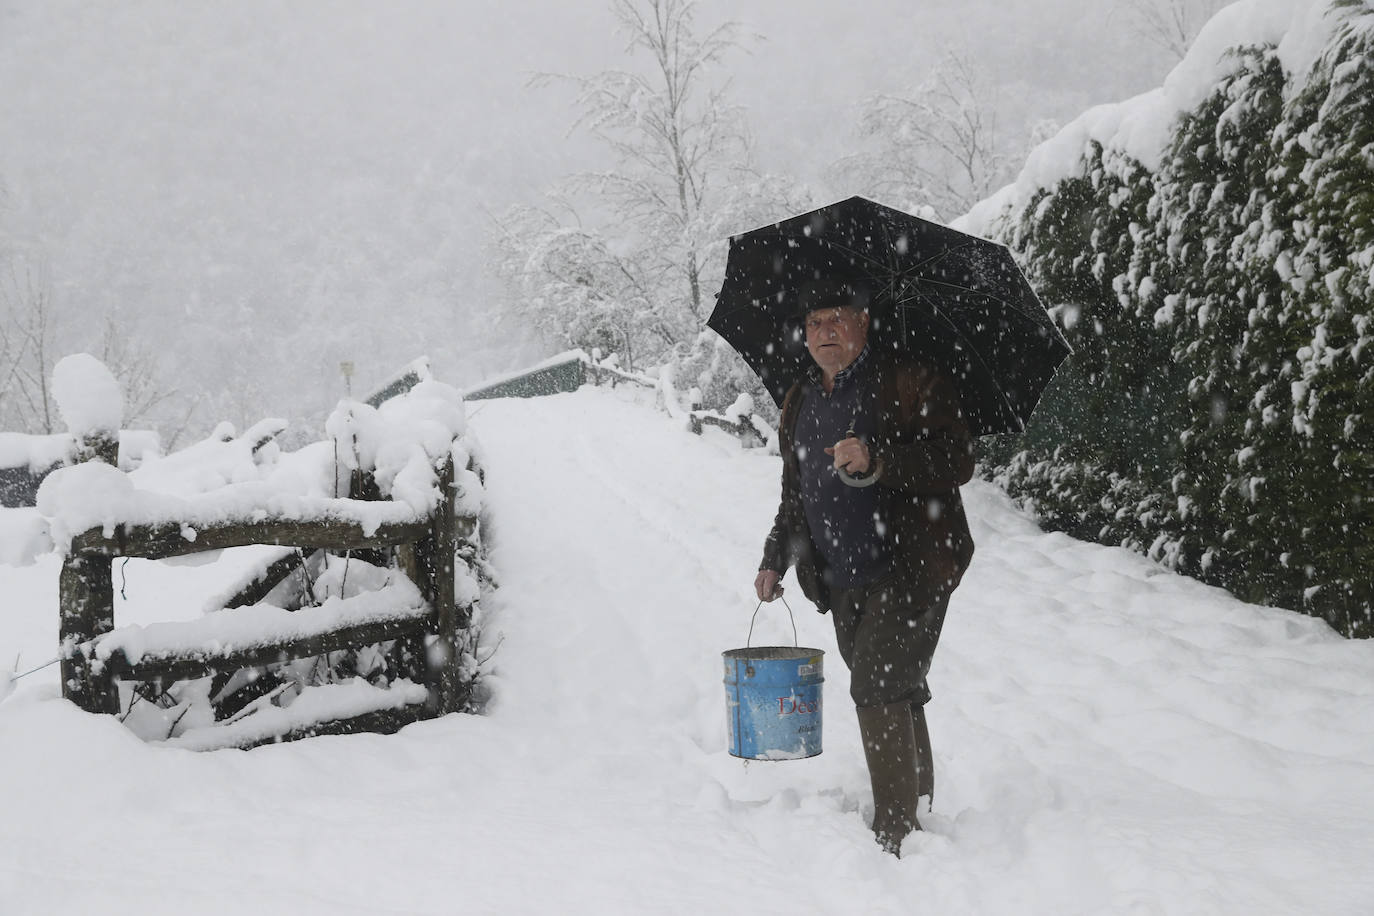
[707, 196, 1071, 437]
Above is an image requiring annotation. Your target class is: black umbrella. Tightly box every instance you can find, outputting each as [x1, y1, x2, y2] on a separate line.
[707, 196, 1071, 437]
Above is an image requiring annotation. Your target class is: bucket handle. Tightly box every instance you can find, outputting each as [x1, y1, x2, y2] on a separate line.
[748, 596, 799, 648]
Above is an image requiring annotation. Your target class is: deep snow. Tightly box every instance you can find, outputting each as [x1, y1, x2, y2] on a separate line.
[51, 353, 124, 440]
[3, 384, 1374, 914]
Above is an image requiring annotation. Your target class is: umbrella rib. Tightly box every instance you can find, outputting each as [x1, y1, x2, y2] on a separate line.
[902, 277, 1069, 351]
[906, 288, 966, 341]
[899, 238, 1039, 322]
[913, 278, 1043, 323]
[912, 275, 1004, 298]
[907, 239, 1051, 326]
[909, 288, 1023, 430]
[821, 238, 889, 274]
[878, 220, 898, 303]
[910, 240, 977, 272]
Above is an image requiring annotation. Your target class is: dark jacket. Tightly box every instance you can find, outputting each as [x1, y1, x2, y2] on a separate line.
[759, 356, 976, 611]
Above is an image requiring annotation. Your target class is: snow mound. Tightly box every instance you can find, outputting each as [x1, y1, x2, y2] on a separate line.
[51, 353, 123, 439]
[326, 379, 470, 516]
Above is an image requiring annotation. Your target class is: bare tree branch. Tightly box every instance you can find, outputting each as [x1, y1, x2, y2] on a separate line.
[833, 46, 1014, 221]
[1111, 0, 1227, 62]
[492, 0, 798, 370]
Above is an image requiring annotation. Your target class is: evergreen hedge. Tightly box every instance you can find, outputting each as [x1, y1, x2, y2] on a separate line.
[979, 5, 1374, 636]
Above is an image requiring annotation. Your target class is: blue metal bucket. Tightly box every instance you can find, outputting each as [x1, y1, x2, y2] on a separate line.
[723, 645, 824, 760]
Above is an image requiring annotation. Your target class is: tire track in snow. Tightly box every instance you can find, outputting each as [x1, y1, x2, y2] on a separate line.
[567, 419, 761, 605]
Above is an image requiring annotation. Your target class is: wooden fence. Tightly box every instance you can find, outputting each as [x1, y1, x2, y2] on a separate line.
[585, 358, 768, 449]
[57, 424, 484, 749]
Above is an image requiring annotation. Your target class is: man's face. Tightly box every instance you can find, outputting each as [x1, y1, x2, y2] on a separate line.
[804, 306, 869, 376]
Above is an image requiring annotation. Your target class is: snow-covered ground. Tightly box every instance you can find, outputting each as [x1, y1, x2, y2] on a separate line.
[3, 384, 1373, 914]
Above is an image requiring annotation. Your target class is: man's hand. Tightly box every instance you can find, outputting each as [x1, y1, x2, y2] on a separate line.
[754, 569, 783, 602]
[825, 437, 871, 474]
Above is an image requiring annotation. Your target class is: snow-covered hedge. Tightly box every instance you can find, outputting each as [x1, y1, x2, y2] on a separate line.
[960, 0, 1373, 635]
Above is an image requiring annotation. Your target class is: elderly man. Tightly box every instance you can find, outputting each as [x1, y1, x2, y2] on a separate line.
[753, 277, 975, 856]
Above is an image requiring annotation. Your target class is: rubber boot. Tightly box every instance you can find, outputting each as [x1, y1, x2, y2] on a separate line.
[912, 704, 934, 808]
[856, 700, 921, 856]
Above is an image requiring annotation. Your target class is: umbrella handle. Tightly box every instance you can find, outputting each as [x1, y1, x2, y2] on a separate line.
[748, 596, 799, 648]
[838, 467, 880, 488]
[838, 425, 880, 488]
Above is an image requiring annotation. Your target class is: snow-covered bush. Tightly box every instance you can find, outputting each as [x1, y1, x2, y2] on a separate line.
[968, 0, 1374, 635]
[659, 331, 780, 425]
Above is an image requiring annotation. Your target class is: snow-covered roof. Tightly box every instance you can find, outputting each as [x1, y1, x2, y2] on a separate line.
[462, 349, 590, 397]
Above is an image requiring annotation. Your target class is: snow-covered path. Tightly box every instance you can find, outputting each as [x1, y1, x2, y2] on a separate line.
[3, 385, 1374, 914]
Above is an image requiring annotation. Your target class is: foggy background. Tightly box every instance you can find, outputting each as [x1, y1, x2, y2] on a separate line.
[0, 0, 1185, 443]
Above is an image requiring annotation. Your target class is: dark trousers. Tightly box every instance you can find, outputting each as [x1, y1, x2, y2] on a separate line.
[830, 572, 951, 708]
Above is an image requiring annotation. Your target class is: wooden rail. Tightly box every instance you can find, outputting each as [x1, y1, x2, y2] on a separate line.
[222, 549, 312, 609]
[688, 412, 766, 448]
[216, 705, 434, 751]
[102, 608, 438, 684]
[70, 517, 432, 561]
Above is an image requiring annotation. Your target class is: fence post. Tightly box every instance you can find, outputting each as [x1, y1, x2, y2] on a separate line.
[58, 429, 120, 714]
[347, 467, 390, 568]
[59, 551, 118, 714]
[425, 454, 462, 714]
[77, 431, 119, 468]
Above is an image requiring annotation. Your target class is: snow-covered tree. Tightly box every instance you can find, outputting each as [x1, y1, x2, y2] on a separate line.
[0, 252, 179, 439]
[832, 48, 1018, 221]
[1264, 1, 1374, 630]
[491, 0, 810, 376]
[488, 204, 657, 369]
[1112, 0, 1229, 62]
[0, 258, 58, 433]
[980, 141, 1180, 550]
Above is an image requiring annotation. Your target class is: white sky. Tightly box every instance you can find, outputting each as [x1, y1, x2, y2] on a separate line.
[0, 0, 1180, 428]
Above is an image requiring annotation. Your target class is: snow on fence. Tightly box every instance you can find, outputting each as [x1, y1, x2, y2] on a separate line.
[0, 427, 161, 509]
[583, 352, 772, 450]
[34, 357, 489, 750]
[459, 348, 771, 447]
[2, 360, 431, 511]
